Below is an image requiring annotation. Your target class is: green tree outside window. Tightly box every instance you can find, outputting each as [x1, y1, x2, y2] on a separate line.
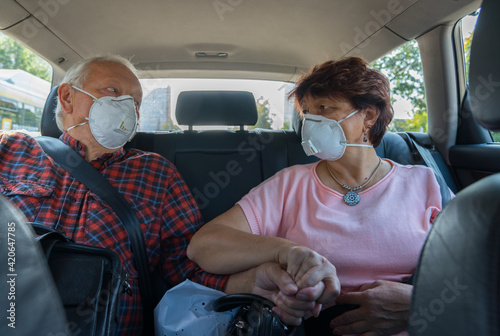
[0, 33, 52, 82]
[371, 40, 427, 133]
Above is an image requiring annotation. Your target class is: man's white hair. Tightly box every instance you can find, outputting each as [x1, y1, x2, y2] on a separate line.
[55, 55, 138, 131]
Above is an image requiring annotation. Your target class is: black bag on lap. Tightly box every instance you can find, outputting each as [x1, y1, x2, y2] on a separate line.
[213, 294, 293, 336]
[32, 223, 126, 336]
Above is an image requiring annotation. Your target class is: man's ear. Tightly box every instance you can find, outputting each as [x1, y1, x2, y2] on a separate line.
[58, 84, 74, 114]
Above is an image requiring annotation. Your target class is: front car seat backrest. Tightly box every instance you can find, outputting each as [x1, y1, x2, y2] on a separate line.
[469, 0, 500, 131]
[0, 195, 68, 335]
[408, 174, 500, 335]
[175, 91, 258, 130]
[41, 85, 62, 138]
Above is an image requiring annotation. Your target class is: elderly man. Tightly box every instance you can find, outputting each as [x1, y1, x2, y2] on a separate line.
[0, 55, 339, 334]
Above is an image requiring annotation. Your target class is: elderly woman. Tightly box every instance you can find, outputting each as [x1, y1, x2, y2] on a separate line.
[188, 57, 444, 335]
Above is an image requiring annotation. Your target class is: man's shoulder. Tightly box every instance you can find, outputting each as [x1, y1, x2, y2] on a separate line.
[0, 131, 40, 150]
[1, 131, 37, 142]
[123, 148, 177, 171]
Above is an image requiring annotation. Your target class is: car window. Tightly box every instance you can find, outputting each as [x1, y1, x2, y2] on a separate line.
[0, 33, 52, 137]
[461, 11, 500, 142]
[138, 78, 295, 131]
[372, 40, 427, 133]
[462, 12, 477, 84]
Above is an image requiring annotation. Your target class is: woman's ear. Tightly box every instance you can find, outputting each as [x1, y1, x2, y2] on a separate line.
[363, 106, 379, 129]
[58, 84, 73, 114]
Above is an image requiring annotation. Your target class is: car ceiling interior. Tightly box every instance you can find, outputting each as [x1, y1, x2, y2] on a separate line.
[1, 0, 494, 191]
[0, 0, 482, 83]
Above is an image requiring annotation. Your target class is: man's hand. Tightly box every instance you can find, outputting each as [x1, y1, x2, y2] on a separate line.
[331, 280, 412, 336]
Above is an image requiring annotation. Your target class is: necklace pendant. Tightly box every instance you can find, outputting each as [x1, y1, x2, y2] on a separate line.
[344, 191, 360, 206]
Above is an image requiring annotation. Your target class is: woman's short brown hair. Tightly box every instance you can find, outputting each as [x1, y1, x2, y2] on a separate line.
[290, 57, 393, 147]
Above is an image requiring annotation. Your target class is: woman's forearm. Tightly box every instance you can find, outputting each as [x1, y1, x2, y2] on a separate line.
[188, 222, 296, 274]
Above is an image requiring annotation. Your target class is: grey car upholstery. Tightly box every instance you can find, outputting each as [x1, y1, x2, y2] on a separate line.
[469, 0, 500, 131]
[176, 90, 258, 130]
[40, 84, 63, 138]
[0, 195, 68, 336]
[408, 174, 500, 335]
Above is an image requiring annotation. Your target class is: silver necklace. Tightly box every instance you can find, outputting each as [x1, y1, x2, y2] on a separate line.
[326, 158, 382, 206]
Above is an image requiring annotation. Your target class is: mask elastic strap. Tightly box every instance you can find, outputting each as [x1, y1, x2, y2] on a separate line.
[338, 110, 373, 148]
[338, 110, 359, 123]
[346, 143, 373, 148]
[71, 86, 103, 105]
[66, 120, 88, 132]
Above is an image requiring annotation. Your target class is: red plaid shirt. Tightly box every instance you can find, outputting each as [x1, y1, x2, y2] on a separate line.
[0, 132, 228, 335]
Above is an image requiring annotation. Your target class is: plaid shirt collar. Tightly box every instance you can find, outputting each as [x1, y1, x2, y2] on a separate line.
[60, 132, 126, 169]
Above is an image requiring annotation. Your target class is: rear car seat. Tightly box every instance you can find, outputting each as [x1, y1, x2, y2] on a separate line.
[128, 91, 318, 222]
[128, 90, 457, 222]
[41, 87, 457, 222]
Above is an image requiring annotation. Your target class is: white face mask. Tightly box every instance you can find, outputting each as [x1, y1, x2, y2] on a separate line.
[66, 86, 139, 149]
[301, 110, 373, 161]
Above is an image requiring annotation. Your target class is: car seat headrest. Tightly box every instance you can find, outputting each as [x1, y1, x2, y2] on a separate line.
[175, 91, 258, 130]
[292, 110, 303, 137]
[469, 0, 500, 131]
[41, 85, 63, 138]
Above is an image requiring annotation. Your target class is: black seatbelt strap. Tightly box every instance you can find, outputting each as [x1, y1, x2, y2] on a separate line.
[397, 133, 453, 287]
[399, 133, 452, 207]
[36, 136, 155, 334]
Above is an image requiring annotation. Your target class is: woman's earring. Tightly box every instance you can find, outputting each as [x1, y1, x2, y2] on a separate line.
[363, 126, 371, 142]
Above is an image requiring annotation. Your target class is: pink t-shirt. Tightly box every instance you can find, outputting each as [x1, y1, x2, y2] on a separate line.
[238, 159, 442, 292]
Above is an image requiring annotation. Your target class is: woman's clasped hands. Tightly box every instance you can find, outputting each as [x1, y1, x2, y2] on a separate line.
[268, 244, 341, 324]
